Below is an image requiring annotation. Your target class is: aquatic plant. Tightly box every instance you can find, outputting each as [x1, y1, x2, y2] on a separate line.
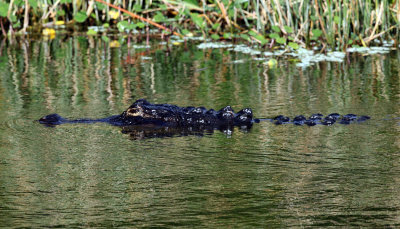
[0, 0, 399, 50]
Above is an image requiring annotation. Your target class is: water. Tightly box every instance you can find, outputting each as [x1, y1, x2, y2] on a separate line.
[0, 37, 399, 227]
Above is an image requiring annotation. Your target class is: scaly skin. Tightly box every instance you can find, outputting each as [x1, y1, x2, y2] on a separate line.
[39, 99, 256, 127]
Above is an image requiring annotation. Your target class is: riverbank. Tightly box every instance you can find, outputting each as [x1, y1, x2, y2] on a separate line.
[1, 0, 399, 51]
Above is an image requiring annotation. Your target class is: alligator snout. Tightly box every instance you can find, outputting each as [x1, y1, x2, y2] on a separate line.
[39, 113, 66, 125]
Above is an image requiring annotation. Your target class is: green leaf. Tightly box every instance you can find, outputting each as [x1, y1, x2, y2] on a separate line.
[57, 9, 65, 17]
[127, 21, 136, 29]
[95, 2, 105, 10]
[240, 34, 251, 42]
[212, 23, 220, 30]
[184, 0, 199, 6]
[271, 25, 280, 33]
[87, 29, 97, 35]
[117, 23, 124, 32]
[288, 36, 294, 41]
[190, 13, 205, 29]
[334, 16, 340, 24]
[153, 12, 165, 23]
[103, 23, 109, 28]
[228, 8, 234, 18]
[61, 0, 72, 3]
[348, 39, 353, 45]
[117, 21, 135, 32]
[284, 26, 293, 33]
[101, 35, 109, 43]
[181, 29, 190, 35]
[269, 33, 279, 39]
[0, 2, 9, 17]
[248, 30, 258, 37]
[13, 20, 21, 28]
[136, 22, 145, 28]
[183, 8, 190, 15]
[74, 11, 88, 23]
[249, 32, 268, 45]
[14, 0, 24, 6]
[276, 37, 286, 44]
[312, 29, 323, 39]
[28, 0, 38, 8]
[163, 0, 203, 11]
[310, 15, 318, 21]
[133, 4, 142, 12]
[249, 33, 268, 45]
[256, 36, 268, 45]
[9, 15, 17, 23]
[288, 42, 299, 49]
[223, 33, 232, 39]
[211, 34, 220, 40]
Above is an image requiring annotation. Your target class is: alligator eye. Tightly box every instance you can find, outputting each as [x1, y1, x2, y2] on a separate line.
[126, 108, 143, 116]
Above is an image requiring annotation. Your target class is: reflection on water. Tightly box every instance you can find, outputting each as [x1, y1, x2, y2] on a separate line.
[120, 124, 253, 140]
[0, 37, 399, 227]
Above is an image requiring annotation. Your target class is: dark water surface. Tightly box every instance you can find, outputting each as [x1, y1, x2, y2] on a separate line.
[0, 37, 399, 227]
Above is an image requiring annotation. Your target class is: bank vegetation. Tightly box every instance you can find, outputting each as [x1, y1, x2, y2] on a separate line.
[0, 0, 399, 50]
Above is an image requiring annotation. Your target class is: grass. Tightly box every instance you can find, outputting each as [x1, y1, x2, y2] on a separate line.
[0, 0, 399, 51]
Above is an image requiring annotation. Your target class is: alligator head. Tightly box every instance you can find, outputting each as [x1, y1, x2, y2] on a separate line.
[115, 99, 255, 127]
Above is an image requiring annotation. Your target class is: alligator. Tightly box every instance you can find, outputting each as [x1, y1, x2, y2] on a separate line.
[38, 98, 371, 138]
[39, 98, 256, 127]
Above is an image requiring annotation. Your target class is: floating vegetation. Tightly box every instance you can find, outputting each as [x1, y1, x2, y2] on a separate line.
[263, 52, 275, 57]
[197, 42, 234, 49]
[183, 36, 206, 41]
[253, 57, 268, 61]
[170, 39, 185, 44]
[87, 26, 107, 33]
[347, 47, 391, 55]
[229, 45, 262, 56]
[229, 59, 247, 64]
[195, 38, 396, 69]
[132, 45, 151, 49]
[287, 49, 345, 68]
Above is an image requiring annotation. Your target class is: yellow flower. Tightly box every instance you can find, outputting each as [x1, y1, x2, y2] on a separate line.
[42, 28, 56, 39]
[267, 59, 278, 68]
[109, 11, 120, 19]
[110, 40, 120, 48]
[55, 21, 65, 26]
